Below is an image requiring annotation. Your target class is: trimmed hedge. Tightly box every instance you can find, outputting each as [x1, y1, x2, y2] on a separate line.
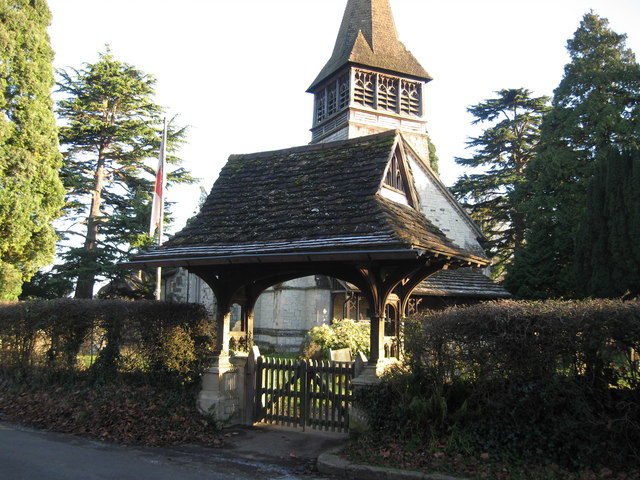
[356, 299, 640, 470]
[0, 299, 214, 385]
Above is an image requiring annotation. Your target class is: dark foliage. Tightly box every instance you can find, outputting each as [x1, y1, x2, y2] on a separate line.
[508, 13, 640, 298]
[355, 300, 640, 471]
[0, 299, 215, 386]
[452, 89, 549, 279]
[575, 147, 640, 298]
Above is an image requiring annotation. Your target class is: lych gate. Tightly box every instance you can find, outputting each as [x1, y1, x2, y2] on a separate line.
[125, 131, 488, 427]
[124, 0, 492, 429]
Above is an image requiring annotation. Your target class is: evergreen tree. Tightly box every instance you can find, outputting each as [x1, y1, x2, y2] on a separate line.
[452, 89, 549, 279]
[506, 12, 640, 298]
[0, 0, 64, 300]
[19, 269, 73, 300]
[56, 51, 194, 299]
[575, 147, 640, 298]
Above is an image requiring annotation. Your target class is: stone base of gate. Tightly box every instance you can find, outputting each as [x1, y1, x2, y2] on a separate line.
[197, 353, 249, 426]
[349, 358, 399, 434]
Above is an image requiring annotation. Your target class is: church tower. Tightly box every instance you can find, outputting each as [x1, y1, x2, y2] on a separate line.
[308, 0, 433, 160]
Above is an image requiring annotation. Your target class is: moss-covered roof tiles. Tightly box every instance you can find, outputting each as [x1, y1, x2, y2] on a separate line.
[131, 131, 487, 267]
[416, 268, 512, 298]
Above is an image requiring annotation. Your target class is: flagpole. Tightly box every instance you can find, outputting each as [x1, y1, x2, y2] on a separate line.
[153, 118, 167, 300]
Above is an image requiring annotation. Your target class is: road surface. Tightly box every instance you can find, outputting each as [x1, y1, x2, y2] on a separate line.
[0, 422, 337, 480]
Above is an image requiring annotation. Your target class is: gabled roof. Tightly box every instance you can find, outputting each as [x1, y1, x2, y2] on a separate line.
[308, 0, 432, 91]
[129, 131, 487, 268]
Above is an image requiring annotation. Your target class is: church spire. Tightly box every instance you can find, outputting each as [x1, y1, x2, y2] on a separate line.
[308, 0, 431, 91]
[308, 0, 433, 161]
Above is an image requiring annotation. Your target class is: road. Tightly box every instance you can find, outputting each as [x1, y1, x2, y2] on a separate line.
[0, 422, 337, 480]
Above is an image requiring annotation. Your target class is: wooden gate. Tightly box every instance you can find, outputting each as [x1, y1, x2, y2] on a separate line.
[252, 356, 354, 432]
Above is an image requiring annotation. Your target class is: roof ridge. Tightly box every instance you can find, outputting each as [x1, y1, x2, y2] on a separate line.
[228, 129, 399, 162]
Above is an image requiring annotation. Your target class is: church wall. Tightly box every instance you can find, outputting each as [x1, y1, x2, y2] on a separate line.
[410, 157, 485, 256]
[162, 270, 333, 353]
[162, 268, 217, 317]
[253, 276, 332, 353]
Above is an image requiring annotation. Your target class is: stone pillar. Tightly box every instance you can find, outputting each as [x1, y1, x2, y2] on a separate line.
[197, 355, 238, 423]
[197, 352, 251, 425]
[197, 299, 247, 425]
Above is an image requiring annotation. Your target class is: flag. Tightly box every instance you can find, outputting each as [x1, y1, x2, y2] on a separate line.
[149, 119, 167, 240]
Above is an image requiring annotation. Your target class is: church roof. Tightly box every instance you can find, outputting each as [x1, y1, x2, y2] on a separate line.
[129, 131, 487, 268]
[415, 268, 512, 298]
[308, 0, 432, 91]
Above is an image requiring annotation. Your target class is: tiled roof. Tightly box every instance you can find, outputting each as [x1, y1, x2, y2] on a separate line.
[415, 268, 511, 298]
[309, 0, 432, 90]
[132, 131, 487, 267]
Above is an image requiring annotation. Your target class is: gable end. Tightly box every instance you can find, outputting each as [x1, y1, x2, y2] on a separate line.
[378, 138, 420, 209]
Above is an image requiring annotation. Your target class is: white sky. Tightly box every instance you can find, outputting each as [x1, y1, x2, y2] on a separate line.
[46, 0, 640, 234]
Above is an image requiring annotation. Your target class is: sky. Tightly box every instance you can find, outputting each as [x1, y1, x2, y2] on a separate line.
[46, 0, 640, 235]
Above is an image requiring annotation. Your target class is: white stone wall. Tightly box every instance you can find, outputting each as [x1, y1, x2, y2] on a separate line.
[408, 153, 486, 257]
[162, 268, 217, 316]
[253, 276, 332, 353]
[163, 269, 332, 353]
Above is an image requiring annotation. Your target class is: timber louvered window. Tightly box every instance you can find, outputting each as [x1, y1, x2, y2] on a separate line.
[400, 80, 421, 116]
[315, 75, 351, 124]
[338, 74, 349, 109]
[354, 70, 375, 108]
[384, 153, 405, 192]
[327, 83, 337, 116]
[315, 94, 326, 123]
[377, 75, 398, 112]
[315, 69, 422, 124]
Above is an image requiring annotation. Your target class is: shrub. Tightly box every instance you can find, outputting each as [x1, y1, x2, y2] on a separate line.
[300, 319, 369, 359]
[356, 299, 640, 470]
[0, 299, 215, 386]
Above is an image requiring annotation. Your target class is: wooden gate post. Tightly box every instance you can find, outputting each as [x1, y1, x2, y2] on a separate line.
[245, 345, 260, 425]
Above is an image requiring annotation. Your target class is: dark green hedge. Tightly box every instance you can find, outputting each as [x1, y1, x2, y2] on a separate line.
[356, 299, 640, 470]
[0, 299, 214, 385]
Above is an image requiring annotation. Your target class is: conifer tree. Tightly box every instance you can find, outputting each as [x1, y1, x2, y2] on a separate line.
[0, 0, 64, 300]
[452, 89, 549, 279]
[575, 147, 640, 298]
[56, 51, 194, 299]
[506, 12, 640, 298]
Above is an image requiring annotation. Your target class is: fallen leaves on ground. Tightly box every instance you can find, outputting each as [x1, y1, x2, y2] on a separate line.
[343, 437, 640, 480]
[0, 379, 224, 448]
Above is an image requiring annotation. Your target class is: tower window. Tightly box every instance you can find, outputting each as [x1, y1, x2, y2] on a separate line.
[315, 75, 351, 125]
[354, 70, 375, 108]
[327, 83, 337, 116]
[378, 75, 398, 112]
[400, 80, 421, 116]
[315, 93, 326, 123]
[338, 74, 349, 109]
